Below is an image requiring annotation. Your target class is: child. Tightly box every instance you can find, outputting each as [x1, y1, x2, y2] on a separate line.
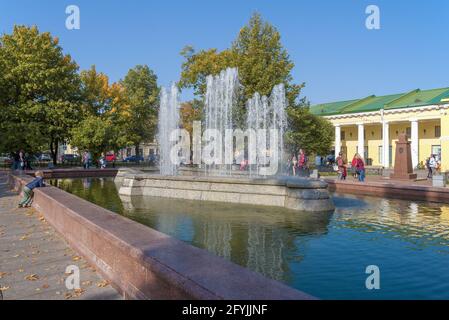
[18, 171, 45, 208]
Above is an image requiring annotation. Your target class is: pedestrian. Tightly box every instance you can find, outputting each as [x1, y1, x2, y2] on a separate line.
[99, 153, 106, 169]
[18, 171, 45, 208]
[356, 153, 365, 182]
[82, 150, 90, 169]
[426, 157, 432, 178]
[291, 154, 298, 176]
[18, 150, 26, 171]
[428, 154, 437, 178]
[298, 149, 307, 176]
[336, 152, 347, 180]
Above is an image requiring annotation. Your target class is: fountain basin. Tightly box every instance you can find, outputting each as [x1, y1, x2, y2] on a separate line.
[116, 169, 335, 212]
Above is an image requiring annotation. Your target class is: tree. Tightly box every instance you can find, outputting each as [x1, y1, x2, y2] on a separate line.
[70, 66, 129, 160]
[179, 13, 334, 154]
[70, 115, 116, 160]
[120, 65, 159, 157]
[0, 25, 82, 164]
[285, 103, 334, 156]
[179, 13, 302, 106]
[180, 99, 203, 137]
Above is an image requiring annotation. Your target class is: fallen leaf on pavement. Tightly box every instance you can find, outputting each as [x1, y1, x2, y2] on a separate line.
[24, 274, 39, 281]
[19, 235, 28, 241]
[0, 286, 10, 291]
[97, 280, 110, 288]
[0, 272, 8, 278]
[72, 256, 81, 261]
[73, 288, 85, 297]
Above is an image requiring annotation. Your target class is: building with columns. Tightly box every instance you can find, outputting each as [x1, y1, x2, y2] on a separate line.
[310, 87, 449, 171]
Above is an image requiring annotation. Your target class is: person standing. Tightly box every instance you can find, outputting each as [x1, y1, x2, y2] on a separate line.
[291, 154, 298, 176]
[356, 154, 365, 182]
[82, 150, 90, 169]
[18, 150, 26, 171]
[428, 154, 437, 178]
[336, 152, 347, 180]
[298, 149, 307, 176]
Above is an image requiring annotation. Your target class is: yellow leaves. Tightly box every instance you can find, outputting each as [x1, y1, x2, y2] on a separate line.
[19, 235, 29, 241]
[0, 286, 10, 291]
[72, 255, 82, 262]
[24, 274, 39, 281]
[0, 271, 8, 278]
[96, 280, 110, 288]
[38, 215, 46, 222]
[64, 288, 85, 299]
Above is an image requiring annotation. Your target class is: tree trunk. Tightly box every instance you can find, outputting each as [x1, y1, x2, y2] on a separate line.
[135, 143, 140, 157]
[50, 139, 58, 166]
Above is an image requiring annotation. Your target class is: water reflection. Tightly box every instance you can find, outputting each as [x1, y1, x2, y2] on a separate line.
[119, 194, 333, 282]
[52, 178, 449, 299]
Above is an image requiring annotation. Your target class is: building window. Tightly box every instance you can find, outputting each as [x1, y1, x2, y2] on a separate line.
[435, 126, 441, 138]
[406, 127, 411, 139]
[341, 131, 346, 141]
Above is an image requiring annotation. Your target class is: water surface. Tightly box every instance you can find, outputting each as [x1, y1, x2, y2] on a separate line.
[51, 177, 449, 299]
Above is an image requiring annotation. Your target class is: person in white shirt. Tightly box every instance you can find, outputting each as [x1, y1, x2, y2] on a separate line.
[428, 154, 437, 178]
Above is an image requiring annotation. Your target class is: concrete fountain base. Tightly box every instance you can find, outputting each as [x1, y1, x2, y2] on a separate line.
[116, 169, 335, 212]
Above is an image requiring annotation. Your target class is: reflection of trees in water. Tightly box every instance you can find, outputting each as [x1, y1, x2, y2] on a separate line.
[53, 178, 125, 215]
[122, 196, 332, 282]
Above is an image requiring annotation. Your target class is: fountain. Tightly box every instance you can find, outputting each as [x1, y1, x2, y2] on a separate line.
[203, 67, 239, 175]
[158, 83, 180, 175]
[116, 68, 334, 212]
[246, 84, 287, 176]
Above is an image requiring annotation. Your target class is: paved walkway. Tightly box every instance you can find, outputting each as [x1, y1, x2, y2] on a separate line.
[0, 172, 122, 300]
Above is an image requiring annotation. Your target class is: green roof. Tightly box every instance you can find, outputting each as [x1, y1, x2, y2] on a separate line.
[310, 87, 449, 116]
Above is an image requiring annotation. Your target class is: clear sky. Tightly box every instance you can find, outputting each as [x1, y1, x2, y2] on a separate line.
[1, 0, 448, 104]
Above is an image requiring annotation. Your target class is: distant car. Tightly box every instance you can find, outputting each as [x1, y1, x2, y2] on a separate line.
[0, 156, 12, 164]
[39, 154, 52, 161]
[61, 154, 79, 163]
[105, 153, 116, 162]
[123, 155, 144, 163]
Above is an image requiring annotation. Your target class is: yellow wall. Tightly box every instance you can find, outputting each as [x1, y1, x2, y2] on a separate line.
[327, 106, 449, 170]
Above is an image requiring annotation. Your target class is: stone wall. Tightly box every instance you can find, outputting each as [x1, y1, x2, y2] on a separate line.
[9, 172, 314, 300]
[117, 169, 335, 212]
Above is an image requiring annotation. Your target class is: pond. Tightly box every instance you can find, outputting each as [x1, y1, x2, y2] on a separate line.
[50, 177, 449, 299]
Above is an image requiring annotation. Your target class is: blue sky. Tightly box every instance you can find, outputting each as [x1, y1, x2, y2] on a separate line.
[0, 0, 448, 104]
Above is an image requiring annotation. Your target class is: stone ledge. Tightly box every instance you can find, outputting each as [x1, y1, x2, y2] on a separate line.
[8, 172, 315, 300]
[117, 170, 335, 212]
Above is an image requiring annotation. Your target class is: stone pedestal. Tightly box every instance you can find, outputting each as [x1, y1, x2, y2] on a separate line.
[432, 174, 446, 187]
[390, 133, 417, 180]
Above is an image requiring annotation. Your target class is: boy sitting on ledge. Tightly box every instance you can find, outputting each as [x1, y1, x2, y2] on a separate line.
[18, 171, 45, 208]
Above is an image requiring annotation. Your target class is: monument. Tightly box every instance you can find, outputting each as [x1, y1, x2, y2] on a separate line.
[390, 133, 417, 180]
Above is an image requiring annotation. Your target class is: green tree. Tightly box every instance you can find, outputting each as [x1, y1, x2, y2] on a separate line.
[121, 65, 159, 157]
[0, 25, 82, 164]
[179, 13, 302, 106]
[285, 103, 334, 156]
[179, 13, 334, 154]
[70, 66, 129, 160]
[70, 115, 116, 160]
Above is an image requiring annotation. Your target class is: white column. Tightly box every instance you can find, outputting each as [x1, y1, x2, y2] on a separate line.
[334, 125, 341, 159]
[357, 123, 364, 158]
[411, 119, 419, 169]
[382, 121, 390, 167]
